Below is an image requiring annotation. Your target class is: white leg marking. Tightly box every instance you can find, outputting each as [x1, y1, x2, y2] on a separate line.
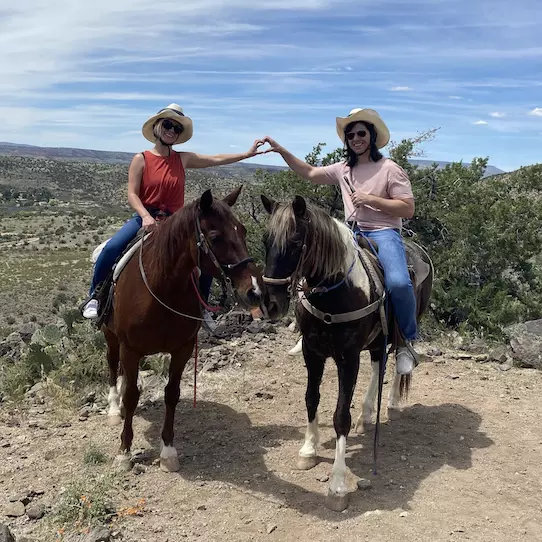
[251, 276, 262, 296]
[299, 415, 319, 457]
[160, 440, 178, 459]
[355, 361, 379, 431]
[329, 436, 348, 497]
[387, 373, 402, 420]
[288, 336, 303, 356]
[107, 385, 121, 418]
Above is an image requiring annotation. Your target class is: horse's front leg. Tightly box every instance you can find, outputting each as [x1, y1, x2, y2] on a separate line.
[160, 341, 193, 472]
[328, 350, 360, 512]
[297, 343, 326, 471]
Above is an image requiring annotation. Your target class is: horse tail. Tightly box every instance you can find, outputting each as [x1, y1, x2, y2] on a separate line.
[399, 373, 411, 401]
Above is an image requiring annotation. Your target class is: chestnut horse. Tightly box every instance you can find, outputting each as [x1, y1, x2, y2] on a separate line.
[261, 194, 433, 511]
[102, 187, 264, 472]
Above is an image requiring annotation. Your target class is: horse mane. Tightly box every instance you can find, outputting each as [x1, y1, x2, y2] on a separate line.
[149, 197, 232, 281]
[268, 201, 356, 280]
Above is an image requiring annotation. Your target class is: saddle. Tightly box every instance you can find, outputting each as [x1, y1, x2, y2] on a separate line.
[354, 231, 433, 350]
[81, 229, 151, 327]
[356, 233, 432, 294]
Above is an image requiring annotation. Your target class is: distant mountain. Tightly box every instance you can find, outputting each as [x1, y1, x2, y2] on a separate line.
[0, 142, 504, 176]
[410, 159, 504, 177]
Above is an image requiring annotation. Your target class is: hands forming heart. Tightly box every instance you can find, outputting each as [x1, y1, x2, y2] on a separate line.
[247, 136, 282, 157]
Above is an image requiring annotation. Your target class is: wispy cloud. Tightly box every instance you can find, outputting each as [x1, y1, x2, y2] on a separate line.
[473, 120, 489, 125]
[0, 0, 542, 172]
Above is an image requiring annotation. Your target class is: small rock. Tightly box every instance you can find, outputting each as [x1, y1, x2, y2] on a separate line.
[453, 353, 471, 360]
[26, 504, 45, 520]
[5, 501, 25, 517]
[266, 524, 277, 534]
[131, 449, 153, 464]
[426, 347, 443, 357]
[44, 450, 55, 461]
[449, 374, 460, 380]
[401, 455, 407, 461]
[356, 478, 372, 490]
[255, 391, 274, 400]
[474, 354, 489, 363]
[79, 406, 91, 418]
[197, 505, 207, 511]
[317, 475, 329, 483]
[498, 364, 512, 372]
[0, 442, 10, 448]
[9, 491, 32, 505]
[83, 527, 111, 542]
[399, 511, 409, 518]
[132, 463, 147, 475]
[0, 524, 16, 542]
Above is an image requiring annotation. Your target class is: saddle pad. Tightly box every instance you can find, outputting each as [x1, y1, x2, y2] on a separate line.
[113, 231, 152, 283]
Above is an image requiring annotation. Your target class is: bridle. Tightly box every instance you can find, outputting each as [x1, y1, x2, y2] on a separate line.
[138, 213, 254, 321]
[194, 215, 254, 300]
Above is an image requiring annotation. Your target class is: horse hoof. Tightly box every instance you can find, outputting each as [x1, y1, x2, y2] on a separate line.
[107, 414, 122, 426]
[296, 456, 318, 470]
[387, 407, 401, 421]
[326, 491, 349, 512]
[160, 456, 181, 473]
[113, 454, 132, 473]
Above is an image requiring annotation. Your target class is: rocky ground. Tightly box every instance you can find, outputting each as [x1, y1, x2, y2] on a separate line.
[1, 318, 542, 542]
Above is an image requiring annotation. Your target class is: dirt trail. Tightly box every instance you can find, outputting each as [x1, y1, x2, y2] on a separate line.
[1, 326, 542, 541]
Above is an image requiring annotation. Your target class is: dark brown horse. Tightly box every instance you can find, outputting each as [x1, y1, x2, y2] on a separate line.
[260, 194, 433, 511]
[102, 187, 264, 472]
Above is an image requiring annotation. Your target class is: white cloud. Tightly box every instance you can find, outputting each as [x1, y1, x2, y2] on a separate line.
[448, 96, 463, 100]
[473, 120, 488, 125]
[489, 112, 506, 117]
[528, 108, 542, 117]
[390, 86, 413, 92]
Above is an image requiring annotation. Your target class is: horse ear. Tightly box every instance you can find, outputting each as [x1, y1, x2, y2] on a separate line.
[223, 185, 243, 207]
[292, 195, 307, 218]
[261, 194, 278, 215]
[200, 189, 213, 212]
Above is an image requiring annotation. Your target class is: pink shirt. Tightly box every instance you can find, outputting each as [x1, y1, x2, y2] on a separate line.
[321, 158, 413, 231]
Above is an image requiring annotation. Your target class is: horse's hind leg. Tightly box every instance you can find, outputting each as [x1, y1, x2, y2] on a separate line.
[160, 341, 193, 472]
[328, 351, 360, 512]
[355, 349, 381, 432]
[103, 328, 122, 426]
[297, 346, 326, 471]
[114, 344, 141, 470]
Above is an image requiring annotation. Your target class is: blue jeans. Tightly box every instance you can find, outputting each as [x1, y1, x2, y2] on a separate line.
[358, 228, 417, 340]
[90, 214, 213, 301]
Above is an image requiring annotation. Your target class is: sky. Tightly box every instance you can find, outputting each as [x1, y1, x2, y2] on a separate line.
[1, 0, 541, 172]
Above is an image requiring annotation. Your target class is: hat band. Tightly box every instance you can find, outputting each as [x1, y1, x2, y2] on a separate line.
[157, 107, 185, 117]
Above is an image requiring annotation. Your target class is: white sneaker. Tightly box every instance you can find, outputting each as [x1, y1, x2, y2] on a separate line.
[82, 299, 99, 320]
[396, 341, 418, 375]
[288, 336, 303, 356]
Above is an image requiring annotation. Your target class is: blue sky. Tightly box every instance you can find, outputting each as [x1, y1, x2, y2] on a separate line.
[1, 0, 541, 172]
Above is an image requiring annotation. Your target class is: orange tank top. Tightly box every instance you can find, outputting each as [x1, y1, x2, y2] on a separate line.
[139, 150, 185, 214]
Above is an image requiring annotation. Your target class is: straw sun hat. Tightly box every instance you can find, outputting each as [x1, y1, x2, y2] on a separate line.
[141, 103, 193, 145]
[335, 108, 390, 149]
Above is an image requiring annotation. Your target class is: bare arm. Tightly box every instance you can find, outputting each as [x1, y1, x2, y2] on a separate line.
[127, 154, 156, 228]
[182, 139, 271, 169]
[353, 194, 415, 218]
[262, 136, 334, 185]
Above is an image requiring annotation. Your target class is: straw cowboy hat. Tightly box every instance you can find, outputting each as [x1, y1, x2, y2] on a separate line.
[336, 108, 390, 149]
[142, 103, 193, 145]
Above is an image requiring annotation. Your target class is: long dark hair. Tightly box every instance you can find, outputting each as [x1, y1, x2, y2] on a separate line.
[344, 121, 383, 168]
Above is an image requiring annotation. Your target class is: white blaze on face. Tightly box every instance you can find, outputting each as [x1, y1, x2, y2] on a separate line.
[251, 276, 262, 296]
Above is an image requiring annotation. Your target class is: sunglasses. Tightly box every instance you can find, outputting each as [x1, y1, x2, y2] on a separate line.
[162, 120, 183, 134]
[346, 130, 367, 141]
